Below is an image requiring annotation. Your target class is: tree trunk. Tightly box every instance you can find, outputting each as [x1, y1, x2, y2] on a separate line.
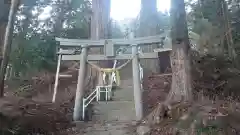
[221, 0, 237, 65]
[0, 24, 7, 56]
[91, 0, 111, 40]
[0, 24, 6, 97]
[91, 0, 112, 68]
[139, 0, 159, 36]
[167, 0, 192, 103]
[138, 0, 160, 73]
[0, 0, 18, 97]
[0, 0, 11, 97]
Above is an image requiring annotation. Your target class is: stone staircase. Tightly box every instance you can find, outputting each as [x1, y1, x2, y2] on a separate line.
[81, 79, 137, 135]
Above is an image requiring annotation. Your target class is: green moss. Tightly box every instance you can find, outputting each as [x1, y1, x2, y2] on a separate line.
[196, 126, 219, 135]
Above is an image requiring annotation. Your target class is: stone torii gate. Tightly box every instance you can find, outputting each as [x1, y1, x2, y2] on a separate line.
[54, 35, 171, 121]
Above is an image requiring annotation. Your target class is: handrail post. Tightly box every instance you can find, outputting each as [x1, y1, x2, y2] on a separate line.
[98, 87, 101, 101]
[105, 87, 108, 101]
[73, 46, 87, 121]
[82, 98, 86, 120]
[139, 64, 143, 90]
[132, 44, 143, 120]
[96, 87, 99, 101]
[108, 86, 110, 100]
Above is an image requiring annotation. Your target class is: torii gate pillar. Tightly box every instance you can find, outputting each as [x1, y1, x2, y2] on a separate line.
[132, 44, 143, 120]
[73, 46, 87, 121]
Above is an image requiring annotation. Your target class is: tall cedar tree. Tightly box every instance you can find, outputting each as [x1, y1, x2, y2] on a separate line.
[167, 0, 192, 102]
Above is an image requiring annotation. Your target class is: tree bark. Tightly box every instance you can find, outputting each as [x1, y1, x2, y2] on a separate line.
[0, 24, 7, 56]
[0, 24, 6, 97]
[167, 0, 192, 102]
[138, 0, 160, 73]
[0, 0, 18, 97]
[139, 0, 159, 36]
[221, 0, 237, 65]
[91, 0, 112, 68]
[91, 0, 110, 40]
[0, 0, 11, 97]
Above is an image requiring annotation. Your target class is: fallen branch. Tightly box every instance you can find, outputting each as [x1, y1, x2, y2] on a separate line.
[153, 73, 172, 77]
[214, 81, 226, 90]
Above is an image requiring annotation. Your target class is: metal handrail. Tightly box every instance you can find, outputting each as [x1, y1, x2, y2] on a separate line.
[82, 85, 113, 120]
[139, 64, 143, 90]
[139, 64, 143, 80]
[82, 87, 98, 120]
[5, 64, 12, 80]
[82, 60, 117, 120]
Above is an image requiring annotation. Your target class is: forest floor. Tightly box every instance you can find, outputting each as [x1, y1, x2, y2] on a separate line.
[140, 52, 240, 135]
[0, 64, 87, 135]
[2, 52, 240, 135]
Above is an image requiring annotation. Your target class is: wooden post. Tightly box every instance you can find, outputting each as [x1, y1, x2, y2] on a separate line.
[52, 54, 62, 103]
[73, 46, 87, 121]
[132, 44, 143, 120]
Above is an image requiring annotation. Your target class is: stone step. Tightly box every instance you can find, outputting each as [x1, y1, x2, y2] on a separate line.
[93, 101, 135, 111]
[120, 79, 133, 88]
[112, 88, 134, 101]
[93, 111, 136, 122]
[83, 128, 132, 135]
[93, 101, 136, 122]
[76, 121, 135, 135]
[82, 124, 133, 135]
